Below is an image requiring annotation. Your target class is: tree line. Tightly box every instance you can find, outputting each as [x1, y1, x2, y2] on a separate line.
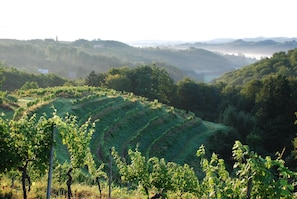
[0, 63, 67, 91]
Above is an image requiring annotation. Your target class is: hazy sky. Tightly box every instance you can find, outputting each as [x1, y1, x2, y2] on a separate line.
[0, 0, 296, 42]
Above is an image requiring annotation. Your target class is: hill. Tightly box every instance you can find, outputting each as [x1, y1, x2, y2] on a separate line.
[2, 86, 226, 169]
[177, 38, 297, 59]
[212, 48, 297, 86]
[0, 39, 250, 82]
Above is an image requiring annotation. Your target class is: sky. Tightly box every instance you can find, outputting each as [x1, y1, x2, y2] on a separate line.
[0, 0, 296, 42]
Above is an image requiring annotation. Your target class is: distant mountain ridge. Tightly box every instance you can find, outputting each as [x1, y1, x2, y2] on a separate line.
[0, 39, 254, 82]
[176, 37, 297, 59]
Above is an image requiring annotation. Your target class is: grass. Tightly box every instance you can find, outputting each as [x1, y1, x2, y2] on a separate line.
[0, 175, 156, 199]
[0, 173, 198, 199]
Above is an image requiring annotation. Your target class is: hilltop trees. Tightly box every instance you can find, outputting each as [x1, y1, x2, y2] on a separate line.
[85, 65, 176, 104]
[131, 65, 175, 104]
[175, 78, 221, 120]
[85, 71, 106, 87]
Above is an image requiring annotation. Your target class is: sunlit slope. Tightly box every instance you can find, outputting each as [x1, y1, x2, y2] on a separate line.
[12, 86, 226, 166]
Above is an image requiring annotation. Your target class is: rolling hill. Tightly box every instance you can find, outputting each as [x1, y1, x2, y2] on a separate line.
[212, 48, 297, 86]
[177, 38, 297, 59]
[2, 86, 226, 170]
[0, 39, 252, 82]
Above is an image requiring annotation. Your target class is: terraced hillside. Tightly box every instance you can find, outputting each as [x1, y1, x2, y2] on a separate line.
[3, 86, 226, 168]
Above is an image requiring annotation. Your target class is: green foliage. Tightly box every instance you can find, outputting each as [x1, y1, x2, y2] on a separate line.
[219, 105, 257, 140]
[232, 141, 296, 198]
[253, 75, 296, 153]
[53, 112, 96, 169]
[105, 73, 132, 91]
[200, 141, 297, 198]
[197, 146, 235, 198]
[0, 109, 106, 198]
[113, 142, 297, 198]
[0, 114, 53, 173]
[112, 147, 199, 198]
[87, 65, 176, 104]
[85, 71, 106, 87]
[175, 77, 220, 120]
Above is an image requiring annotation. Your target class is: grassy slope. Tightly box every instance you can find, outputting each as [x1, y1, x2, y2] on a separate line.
[1, 86, 226, 169]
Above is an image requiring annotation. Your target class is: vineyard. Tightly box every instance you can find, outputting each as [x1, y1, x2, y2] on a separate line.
[8, 86, 225, 168]
[1, 86, 297, 198]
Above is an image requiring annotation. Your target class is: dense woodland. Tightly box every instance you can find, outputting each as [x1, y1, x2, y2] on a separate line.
[1, 43, 297, 198]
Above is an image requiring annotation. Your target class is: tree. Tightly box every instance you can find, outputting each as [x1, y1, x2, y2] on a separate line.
[255, 75, 295, 153]
[112, 147, 151, 198]
[85, 71, 106, 87]
[150, 65, 175, 104]
[130, 65, 175, 104]
[176, 78, 200, 110]
[0, 110, 103, 199]
[0, 117, 18, 172]
[175, 77, 220, 120]
[240, 79, 262, 112]
[105, 74, 132, 91]
[0, 114, 53, 199]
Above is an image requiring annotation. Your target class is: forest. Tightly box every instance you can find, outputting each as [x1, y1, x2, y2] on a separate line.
[1, 44, 297, 198]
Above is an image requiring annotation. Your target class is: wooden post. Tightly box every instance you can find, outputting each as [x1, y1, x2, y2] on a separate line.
[46, 124, 56, 199]
[109, 148, 112, 199]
